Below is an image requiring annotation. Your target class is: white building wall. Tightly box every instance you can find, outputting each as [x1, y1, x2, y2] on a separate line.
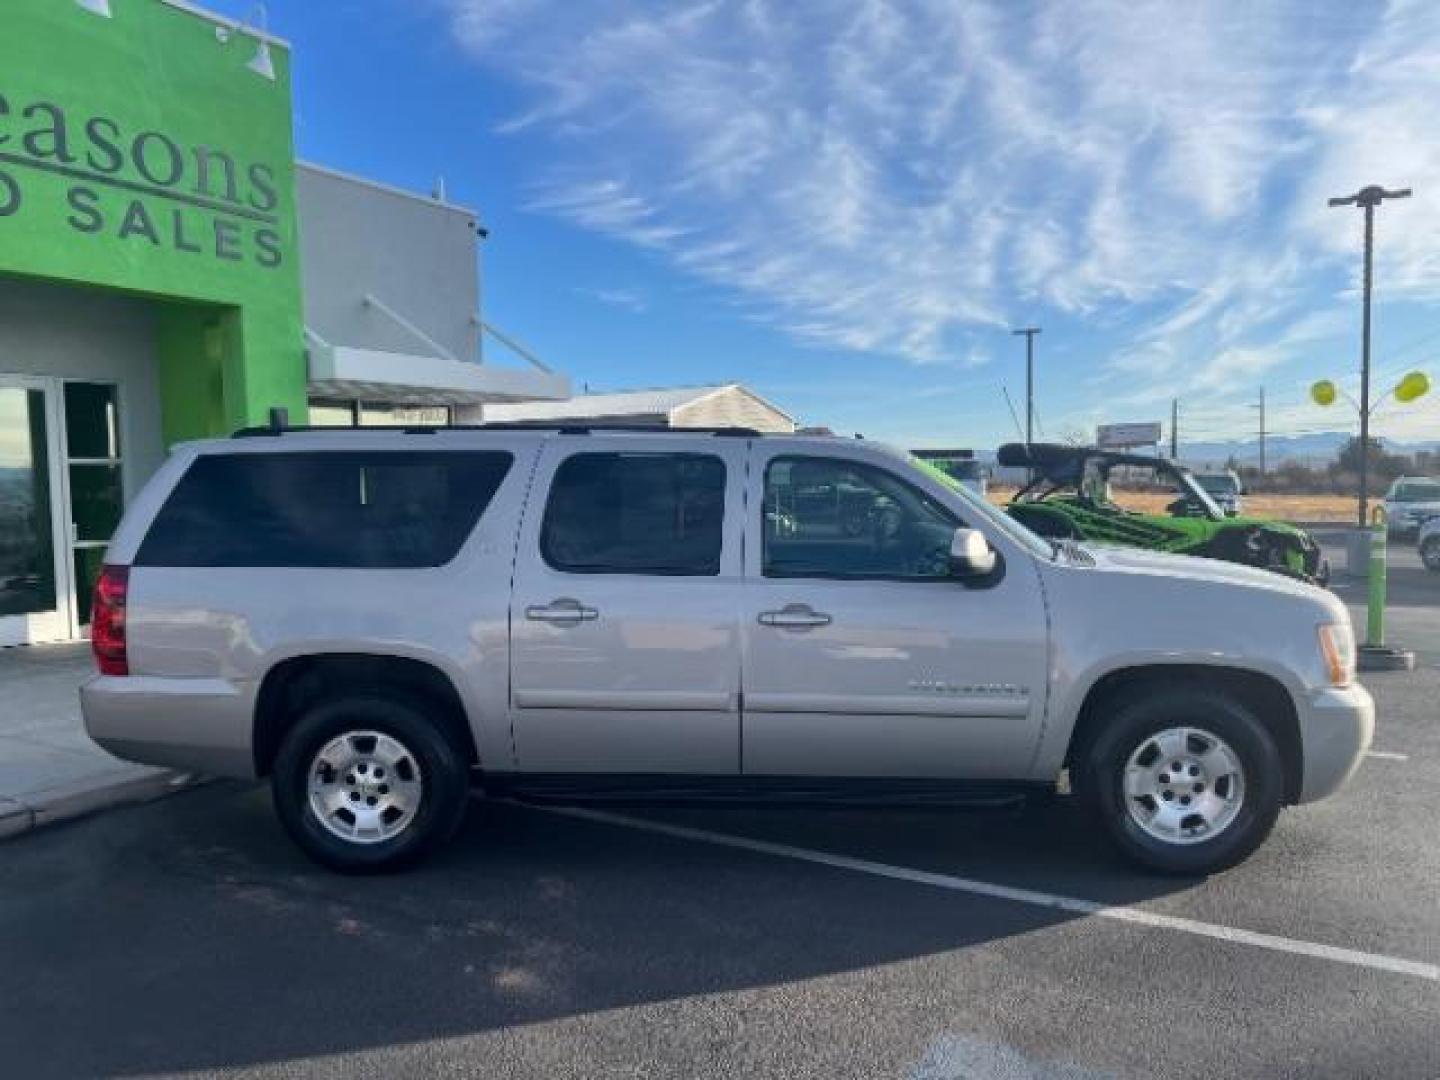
[0, 276, 164, 497]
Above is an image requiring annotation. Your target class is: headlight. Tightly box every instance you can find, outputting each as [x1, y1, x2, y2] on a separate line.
[1318, 623, 1356, 687]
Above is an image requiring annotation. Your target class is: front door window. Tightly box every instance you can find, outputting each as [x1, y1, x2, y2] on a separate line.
[764, 455, 959, 580]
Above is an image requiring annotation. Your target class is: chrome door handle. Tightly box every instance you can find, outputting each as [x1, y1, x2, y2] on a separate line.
[525, 598, 599, 625]
[758, 604, 832, 629]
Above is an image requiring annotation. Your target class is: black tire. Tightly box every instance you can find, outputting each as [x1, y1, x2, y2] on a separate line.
[1422, 538, 1440, 574]
[272, 693, 471, 873]
[1077, 686, 1283, 876]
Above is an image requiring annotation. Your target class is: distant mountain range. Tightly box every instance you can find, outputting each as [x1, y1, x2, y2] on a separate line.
[1175, 431, 1440, 468]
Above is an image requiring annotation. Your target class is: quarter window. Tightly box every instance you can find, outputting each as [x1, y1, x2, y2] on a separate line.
[541, 452, 726, 575]
[137, 451, 512, 568]
[764, 455, 959, 580]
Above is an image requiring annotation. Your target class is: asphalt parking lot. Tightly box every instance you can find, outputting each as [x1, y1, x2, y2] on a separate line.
[2, 540, 1436, 1079]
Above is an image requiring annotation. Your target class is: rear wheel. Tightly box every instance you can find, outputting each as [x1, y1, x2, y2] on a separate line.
[1078, 687, 1283, 875]
[272, 693, 471, 872]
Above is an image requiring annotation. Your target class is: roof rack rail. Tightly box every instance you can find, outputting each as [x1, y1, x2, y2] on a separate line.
[231, 422, 765, 439]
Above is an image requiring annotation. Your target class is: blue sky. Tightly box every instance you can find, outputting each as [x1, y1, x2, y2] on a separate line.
[214, 0, 1440, 451]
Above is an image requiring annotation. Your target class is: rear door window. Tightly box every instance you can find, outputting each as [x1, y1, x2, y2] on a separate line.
[540, 452, 726, 575]
[136, 451, 512, 568]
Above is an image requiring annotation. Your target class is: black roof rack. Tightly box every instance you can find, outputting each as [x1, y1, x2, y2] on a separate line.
[231, 422, 765, 439]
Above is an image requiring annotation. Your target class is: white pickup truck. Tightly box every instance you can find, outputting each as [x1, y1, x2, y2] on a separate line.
[82, 425, 1372, 875]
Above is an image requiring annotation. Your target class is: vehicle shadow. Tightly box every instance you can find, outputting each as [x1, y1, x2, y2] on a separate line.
[1, 783, 1197, 1077]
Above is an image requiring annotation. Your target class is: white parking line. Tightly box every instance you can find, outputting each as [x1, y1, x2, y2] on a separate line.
[544, 806, 1439, 983]
[1366, 750, 1410, 761]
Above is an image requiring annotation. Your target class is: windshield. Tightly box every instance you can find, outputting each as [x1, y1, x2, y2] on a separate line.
[1194, 474, 1237, 496]
[1395, 481, 1440, 502]
[1086, 461, 1226, 520]
[898, 449, 1055, 559]
[1173, 470, 1227, 518]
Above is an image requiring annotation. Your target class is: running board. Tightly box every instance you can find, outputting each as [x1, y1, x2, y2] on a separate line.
[482, 773, 1054, 810]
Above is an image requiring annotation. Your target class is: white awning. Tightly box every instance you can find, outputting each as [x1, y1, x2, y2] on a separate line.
[306, 340, 570, 406]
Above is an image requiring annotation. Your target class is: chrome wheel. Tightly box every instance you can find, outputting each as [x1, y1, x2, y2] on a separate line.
[1122, 727, 1245, 845]
[307, 730, 423, 844]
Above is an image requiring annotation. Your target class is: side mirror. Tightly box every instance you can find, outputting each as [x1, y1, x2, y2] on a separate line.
[949, 527, 997, 578]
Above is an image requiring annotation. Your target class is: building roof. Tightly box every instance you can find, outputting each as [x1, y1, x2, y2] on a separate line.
[485, 384, 794, 424]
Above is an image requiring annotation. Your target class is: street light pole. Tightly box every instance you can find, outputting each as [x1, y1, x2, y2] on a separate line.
[1012, 327, 1041, 448]
[1329, 185, 1412, 526]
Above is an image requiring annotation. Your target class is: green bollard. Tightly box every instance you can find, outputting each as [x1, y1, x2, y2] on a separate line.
[1357, 507, 1414, 671]
[1366, 517, 1386, 647]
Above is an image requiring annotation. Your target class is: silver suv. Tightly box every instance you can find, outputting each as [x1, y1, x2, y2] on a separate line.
[1384, 476, 1440, 538]
[83, 425, 1373, 875]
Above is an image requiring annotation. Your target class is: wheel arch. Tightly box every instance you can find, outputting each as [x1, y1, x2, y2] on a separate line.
[1063, 663, 1303, 806]
[253, 652, 478, 778]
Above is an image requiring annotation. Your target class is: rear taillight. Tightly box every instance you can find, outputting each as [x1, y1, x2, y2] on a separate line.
[91, 564, 129, 676]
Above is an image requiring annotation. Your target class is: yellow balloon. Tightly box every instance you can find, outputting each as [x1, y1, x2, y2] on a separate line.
[1395, 371, 1431, 404]
[1311, 380, 1338, 407]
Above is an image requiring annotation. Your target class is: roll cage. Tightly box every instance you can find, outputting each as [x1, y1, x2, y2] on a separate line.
[997, 443, 1225, 521]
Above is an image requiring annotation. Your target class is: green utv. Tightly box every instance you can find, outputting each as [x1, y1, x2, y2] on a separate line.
[998, 443, 1329, 585]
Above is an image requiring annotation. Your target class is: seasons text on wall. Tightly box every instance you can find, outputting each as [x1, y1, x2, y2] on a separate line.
[0, 92, 283, 268]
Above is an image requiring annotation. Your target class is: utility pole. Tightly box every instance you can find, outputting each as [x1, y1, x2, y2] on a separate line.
[1329, 184, 1412, 526]
[1170, 398, 1179, 459]
[1250, 388, 1267, 475]
[1011, 327, 1041, 448]
[1259, 388, 1266, 474]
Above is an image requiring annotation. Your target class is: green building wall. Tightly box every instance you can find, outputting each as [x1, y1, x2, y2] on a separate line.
[0, 0, 308, 442]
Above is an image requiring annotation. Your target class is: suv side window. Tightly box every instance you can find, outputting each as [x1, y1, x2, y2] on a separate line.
[136, 451, 512, 568]
[764, 455, 958, 580]
[541, 452, 726, 575]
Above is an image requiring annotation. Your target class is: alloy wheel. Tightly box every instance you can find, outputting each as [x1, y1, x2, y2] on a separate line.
[1122, 726, 1245, 846]
[307, 730, 423, 844]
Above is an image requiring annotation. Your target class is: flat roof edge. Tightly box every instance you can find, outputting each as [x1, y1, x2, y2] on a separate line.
[297, 161, 483, 224]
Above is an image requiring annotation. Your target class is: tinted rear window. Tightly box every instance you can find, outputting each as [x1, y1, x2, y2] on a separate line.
[540, 452, 726, 575]
[137, 451, 512, 568]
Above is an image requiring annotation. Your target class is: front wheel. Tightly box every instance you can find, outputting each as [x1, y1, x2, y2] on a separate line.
[272, 694, 471, 872]
[1077, 687, 1283, 875]
[1422, 537, 1440, 573]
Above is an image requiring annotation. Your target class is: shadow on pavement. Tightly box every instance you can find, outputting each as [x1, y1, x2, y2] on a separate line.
[0, 782, 1191, 1077]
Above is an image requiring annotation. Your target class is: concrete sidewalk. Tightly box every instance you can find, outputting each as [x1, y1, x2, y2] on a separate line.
[0, 642, 192, 840]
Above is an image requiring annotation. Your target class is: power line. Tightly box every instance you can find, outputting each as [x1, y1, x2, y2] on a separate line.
[999, 385, 1026, 440]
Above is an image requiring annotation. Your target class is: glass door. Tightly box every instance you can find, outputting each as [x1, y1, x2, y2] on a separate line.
[0, 376, 72, 645]
[63, 381, 125, 629]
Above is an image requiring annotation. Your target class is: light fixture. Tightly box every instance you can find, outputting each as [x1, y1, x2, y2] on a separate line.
[246, 39, 276, 80]
[75, 0, 112, 16]
[215, 4, 276, 82]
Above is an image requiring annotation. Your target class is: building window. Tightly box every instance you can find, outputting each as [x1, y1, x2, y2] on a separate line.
[308, 399, 358, 427]
[306, 400, 455, 427]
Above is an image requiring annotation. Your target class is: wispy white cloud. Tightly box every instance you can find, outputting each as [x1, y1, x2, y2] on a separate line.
[444, 0, 1440, 428]
[575, 285, 650, 313]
